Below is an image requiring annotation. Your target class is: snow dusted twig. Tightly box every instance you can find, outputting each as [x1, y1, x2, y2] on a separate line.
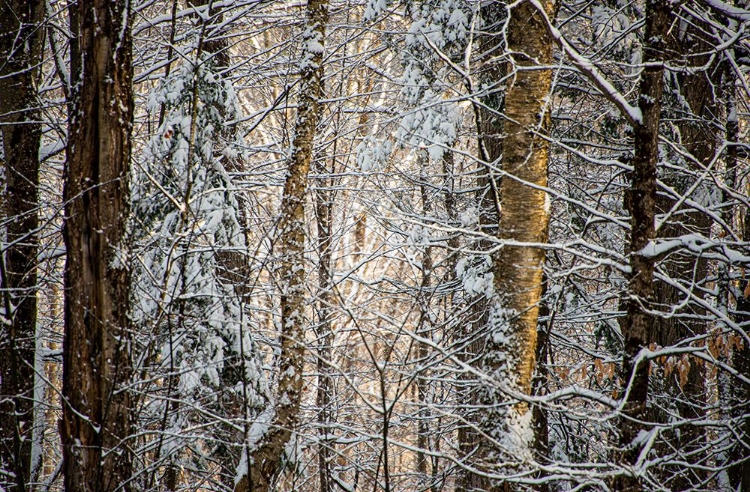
[528, 0, 643, 127]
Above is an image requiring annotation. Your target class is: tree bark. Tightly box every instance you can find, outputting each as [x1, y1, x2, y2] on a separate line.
[461, 2, 556, 489]
[491, 0, 555, 413]
[481, 1, 556, 479]
[649, 12, 718, 488]
[234, 1, 328, 490]
[61, 0, 135, 490]
[314, 159, 335, 492]
[615, 2, 676, 490]
[457, 5, 506, 490]
[0, 0, 44, 490]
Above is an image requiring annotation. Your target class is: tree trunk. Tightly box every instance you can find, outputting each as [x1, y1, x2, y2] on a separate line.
[0, 0, 44, 490]
[314, 157, 335, 492]
[481, 0, 555, 481]
[234, 1, 328, 490]
[457, 5, 506, 490]
[416, 155, 435, 489]
[491, 0, 555, 412]
[61, 0, 135, 490]
[649, 13, 718, 488]
[615, 2, 676, 490]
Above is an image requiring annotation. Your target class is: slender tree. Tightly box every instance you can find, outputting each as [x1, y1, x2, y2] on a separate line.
[234, 0, 328, 489]
[0, 0, 44, 490]
[615, 1, 678, 490]
[61, 0, 135, 489]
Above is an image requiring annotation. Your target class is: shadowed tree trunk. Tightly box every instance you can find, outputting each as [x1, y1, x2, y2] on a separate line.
[233, 0, 328, 490]
[615, 1, 677, 490]
[648, 12, 719, 488]
[0, 0, 44, 489]
[61, 0, 135, 490]
[457, 5, 505, 491]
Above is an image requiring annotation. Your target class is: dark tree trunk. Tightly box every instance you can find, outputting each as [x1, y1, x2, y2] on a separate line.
[457, 5, 505, 491]
[649, 13, 719, 488]
[61, 0, 135, 490]
[615, 2, 676, 490]
[0, 0, 44, 489]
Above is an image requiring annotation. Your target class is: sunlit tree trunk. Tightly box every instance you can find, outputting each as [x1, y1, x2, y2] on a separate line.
[615, 1, 676, 490]
[461, 2, 556, 489]
[61, 0, 135, 490]
[490, 0, 555, 414]
[482, 0, 556, 484]
[0, 0, 44, 490]
[234, 0, 328, 490]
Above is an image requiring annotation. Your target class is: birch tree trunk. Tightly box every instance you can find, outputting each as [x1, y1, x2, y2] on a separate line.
[234, 1, 328, 490]
[490, 0, 555, 413]
[615, 2, 676, 490]
[61, 0, 135, 490]
[0, 0, 44, 489]
[478, 2, 556, 483]
[461, 2, 556, 489]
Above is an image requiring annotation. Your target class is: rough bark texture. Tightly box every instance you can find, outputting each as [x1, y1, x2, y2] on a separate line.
[648, 14, 718, 488]
[480, 0, 553, 432]
[491, 0, 554, 412]
[61, 0, 135, 490]
[0, 0, 44, 489]
[457, 5, 505, 491]
[460, 2, 555, 490]
[233, 1, 328, 490]
[615, 1, 675, 490]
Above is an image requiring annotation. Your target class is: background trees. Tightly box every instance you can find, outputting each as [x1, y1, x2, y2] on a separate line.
[0, 0, 749, 491]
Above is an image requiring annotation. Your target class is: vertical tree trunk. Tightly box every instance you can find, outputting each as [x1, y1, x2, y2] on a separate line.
[457, 5, 505, 490]
[647, 14, 718, 487]
[615, 2, 676, 490]
[0, 0, 44, 490]
[491, 0, 555, 412]
[313, 156, 335, 492]
[416, 155, 434, 489]
[461, 2, 556, 489]
[61, 0, 134, 490]
[234, 1, 328, 490]
[481, 0, 555, 480]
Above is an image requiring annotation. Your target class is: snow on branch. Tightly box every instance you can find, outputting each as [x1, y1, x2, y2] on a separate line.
[528, 0, 642, 126]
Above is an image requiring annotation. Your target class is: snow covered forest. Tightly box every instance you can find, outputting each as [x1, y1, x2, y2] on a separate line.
[2, 0, 750, 490]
